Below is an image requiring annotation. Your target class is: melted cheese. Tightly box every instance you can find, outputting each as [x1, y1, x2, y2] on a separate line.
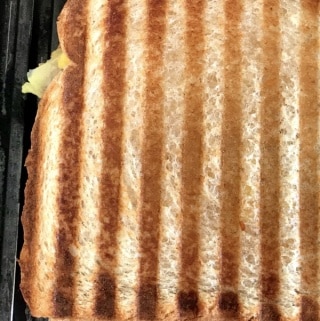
[22, 47, 71, 98]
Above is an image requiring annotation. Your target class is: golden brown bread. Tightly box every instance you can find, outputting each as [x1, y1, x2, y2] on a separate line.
[20, 0, 320, 320]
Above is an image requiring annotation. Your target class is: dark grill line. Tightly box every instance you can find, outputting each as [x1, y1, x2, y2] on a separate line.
[52, 1, 89, 315]
[299, 1, 319, 320]
[94, 1, 127, 318]
[53, 62, 86, 318]
[218, 0, 243, 317]
[138, 1, 167, 319]
[259, 0, 281, 320]
[178, 0, 205, 317]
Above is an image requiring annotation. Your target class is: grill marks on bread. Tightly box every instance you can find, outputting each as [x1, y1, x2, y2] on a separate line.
[137, 0, 167, 319]
[53, 67, 85, 317]
[218, 0, 243, 316]
[177, 0, 205, 317]
[259, 0, 281, 319]
[51, 0, 89, 315]
[299, 1, 320, 319]
[94, 274, 116, 318]
[20, 0, 320, 319]
[94, 1, 127, 318]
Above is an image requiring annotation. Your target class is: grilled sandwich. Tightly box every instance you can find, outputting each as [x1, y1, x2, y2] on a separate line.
[20, 0, 320, 320]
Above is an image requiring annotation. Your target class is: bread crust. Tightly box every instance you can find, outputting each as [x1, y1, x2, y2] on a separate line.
[20, 73, 64, 313]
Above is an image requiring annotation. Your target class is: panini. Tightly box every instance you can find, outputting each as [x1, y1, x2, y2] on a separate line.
[20, 0, 320, 320]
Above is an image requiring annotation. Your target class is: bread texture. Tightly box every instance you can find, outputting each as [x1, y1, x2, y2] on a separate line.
[20, 0, 320, 320]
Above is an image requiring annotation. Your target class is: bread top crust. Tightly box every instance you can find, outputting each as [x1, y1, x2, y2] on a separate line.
[20, 0, 320, 320]
[57, 0, 87, 65]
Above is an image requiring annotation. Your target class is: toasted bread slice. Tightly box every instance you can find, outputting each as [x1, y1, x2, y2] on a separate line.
[20, 0, 320, 320]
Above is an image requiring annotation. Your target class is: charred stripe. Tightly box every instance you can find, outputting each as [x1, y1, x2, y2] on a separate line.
[218, 0, 243, 317]
[94, 1, 127, 318]
[138, 0, 167, 319]
[259, 0, 281, 315]
[53, 67, 86, 317]
[178, 0, 205, 317]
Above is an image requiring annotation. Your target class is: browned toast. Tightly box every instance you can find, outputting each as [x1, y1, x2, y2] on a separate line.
[20, 0, 320, 320]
